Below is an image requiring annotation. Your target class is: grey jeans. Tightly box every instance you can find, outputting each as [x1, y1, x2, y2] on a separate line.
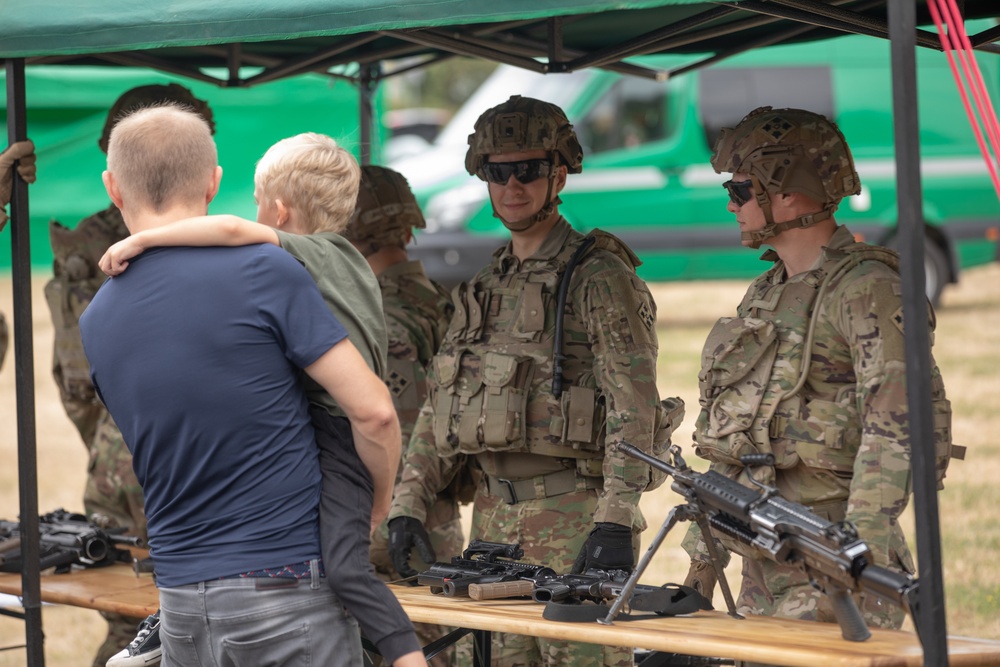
[158, 560, 362, 667]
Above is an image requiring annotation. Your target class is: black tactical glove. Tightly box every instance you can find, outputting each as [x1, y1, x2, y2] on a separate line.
[571, 522, 634, 573]
[388, 516, 436, 581]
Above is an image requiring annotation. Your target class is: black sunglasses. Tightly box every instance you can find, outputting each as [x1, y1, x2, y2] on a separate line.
[722, 179, 754, 206]
[479, 159, 553, 185]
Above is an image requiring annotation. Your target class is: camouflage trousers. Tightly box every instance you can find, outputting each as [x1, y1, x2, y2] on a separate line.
[733, 556, 906, 667]
[83, 410, 148, 667]
[457, 486, 634, 667]
[371, 495, 466, 667]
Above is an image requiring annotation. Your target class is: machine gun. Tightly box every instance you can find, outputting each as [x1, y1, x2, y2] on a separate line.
[604, 442, 920, 642]
[0, 509, 144, 573]
[417, 540, 556, 597]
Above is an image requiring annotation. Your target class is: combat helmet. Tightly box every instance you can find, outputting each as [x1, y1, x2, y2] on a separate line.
[98, 83, 216, 153]
[465, 95, 583, 230]
[345, 166, 425, 256]
[711, 106, 860, 248]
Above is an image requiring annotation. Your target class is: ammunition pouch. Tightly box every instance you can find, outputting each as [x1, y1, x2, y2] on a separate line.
[694, 316, 778, 465]
[433, 350, 534, 453]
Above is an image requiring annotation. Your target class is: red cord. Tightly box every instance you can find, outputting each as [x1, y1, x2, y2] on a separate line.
[940, 0, 1000, 155]
[929, 0, 1000, 201]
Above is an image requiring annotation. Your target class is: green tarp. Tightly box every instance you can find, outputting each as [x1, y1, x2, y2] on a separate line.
[0, 0, 714, 57]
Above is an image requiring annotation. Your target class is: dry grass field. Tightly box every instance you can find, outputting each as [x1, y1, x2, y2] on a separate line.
[1, 263, 998, 665]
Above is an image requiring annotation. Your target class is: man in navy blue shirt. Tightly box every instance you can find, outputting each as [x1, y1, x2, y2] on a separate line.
[81, 104, 401, 667]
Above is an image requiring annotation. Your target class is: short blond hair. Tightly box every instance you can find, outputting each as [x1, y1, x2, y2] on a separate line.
[255, 133, 361, 233]
[106, 104, 217, 212]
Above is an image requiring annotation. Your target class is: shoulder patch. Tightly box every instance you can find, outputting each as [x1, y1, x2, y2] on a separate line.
[892, 306, 905, 334]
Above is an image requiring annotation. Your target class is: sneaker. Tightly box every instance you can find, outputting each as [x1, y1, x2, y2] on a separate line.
[106, 610, 162, 666]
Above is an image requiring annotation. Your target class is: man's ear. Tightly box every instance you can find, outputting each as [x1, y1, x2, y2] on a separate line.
[103, 171, 124, 209]
[205, 165, 223, 204]
[553, 164, 568, 195]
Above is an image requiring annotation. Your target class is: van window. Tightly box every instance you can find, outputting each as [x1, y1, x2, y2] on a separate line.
[699, 66, 834, 149]
[577, 76, 668, 154]
[433, 66, 593, 148]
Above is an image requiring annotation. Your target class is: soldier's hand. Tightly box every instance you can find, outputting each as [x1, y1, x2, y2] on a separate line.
[1, 140, 36, 231]
[683, 560, 718, 600]
[388, 516, 436, 581]
[572, 522, 634, 573]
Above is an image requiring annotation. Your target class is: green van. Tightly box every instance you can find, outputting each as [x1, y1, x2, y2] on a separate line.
[1, 66, 376, 271]
[391, 29, 1000, 304]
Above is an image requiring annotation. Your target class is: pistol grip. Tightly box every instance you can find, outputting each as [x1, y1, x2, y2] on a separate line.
[829, 588, 871, 642]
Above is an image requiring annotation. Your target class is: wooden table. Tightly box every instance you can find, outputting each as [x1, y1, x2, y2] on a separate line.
[2, 565, 1000, 666]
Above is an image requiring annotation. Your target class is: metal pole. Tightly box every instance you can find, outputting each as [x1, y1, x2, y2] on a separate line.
[5, 57, 45, 667]
[887, 2, 949, 665]
[358, 62, 379, 166]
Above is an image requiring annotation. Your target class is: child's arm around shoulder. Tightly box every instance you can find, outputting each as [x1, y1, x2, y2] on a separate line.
[99, 214, 279, 275]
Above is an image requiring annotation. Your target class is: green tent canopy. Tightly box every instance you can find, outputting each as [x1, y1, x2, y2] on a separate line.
[5, 3, 999, 666]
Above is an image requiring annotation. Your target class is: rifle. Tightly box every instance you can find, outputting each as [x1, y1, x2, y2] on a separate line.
[417, 540, 556, 597]
[605, 442, 920, 642]
[0, 509, 144, 573]
[470, 567, 710, 618]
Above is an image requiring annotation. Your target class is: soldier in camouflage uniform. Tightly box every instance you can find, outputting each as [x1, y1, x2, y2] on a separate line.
[681, 107, 955, 651]
[1, 139, 37, 371]
[387, 96, 683, 667]
[42, 84, 215, 667]
[343, 165, 465, 667]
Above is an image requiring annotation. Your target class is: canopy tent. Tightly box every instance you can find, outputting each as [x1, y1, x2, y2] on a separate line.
[3, 0, 1000, 65]
[4, 2, 996, 665]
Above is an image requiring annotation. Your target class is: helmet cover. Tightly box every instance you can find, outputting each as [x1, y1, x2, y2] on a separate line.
[465, 95, 583, 177]
[710, 106, 860, 205]
[344, 165, 425, 255]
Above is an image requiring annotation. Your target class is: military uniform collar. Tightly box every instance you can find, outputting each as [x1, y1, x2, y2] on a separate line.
[379, 259, 424, 283]
[821, 225, 857, 254]
[760, 225, 854, 284]
[496, 216, 575, 272]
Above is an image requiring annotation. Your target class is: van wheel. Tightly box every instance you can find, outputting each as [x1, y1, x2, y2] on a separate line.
[886, 233, 949, 308]
[922, 239, 949, 308]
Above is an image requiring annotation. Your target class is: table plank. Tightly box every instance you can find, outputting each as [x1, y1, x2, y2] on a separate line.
[2, 565, 999, 666]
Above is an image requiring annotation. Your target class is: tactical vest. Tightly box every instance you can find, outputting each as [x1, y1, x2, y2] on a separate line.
[430, 230, 632, 472]
[694, 243, 953, 495]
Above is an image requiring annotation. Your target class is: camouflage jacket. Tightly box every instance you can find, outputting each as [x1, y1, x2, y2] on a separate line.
[379, 259, 454, 470]
[44, 205, 129, 446]
[390, 217, 671, 528]
[693, 225, 951, 567]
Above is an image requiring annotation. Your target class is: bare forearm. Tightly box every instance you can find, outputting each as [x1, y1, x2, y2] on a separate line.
[352, 412, 402, 525]
[140, 215, 276, 248]
[101, 214, 281, 275]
